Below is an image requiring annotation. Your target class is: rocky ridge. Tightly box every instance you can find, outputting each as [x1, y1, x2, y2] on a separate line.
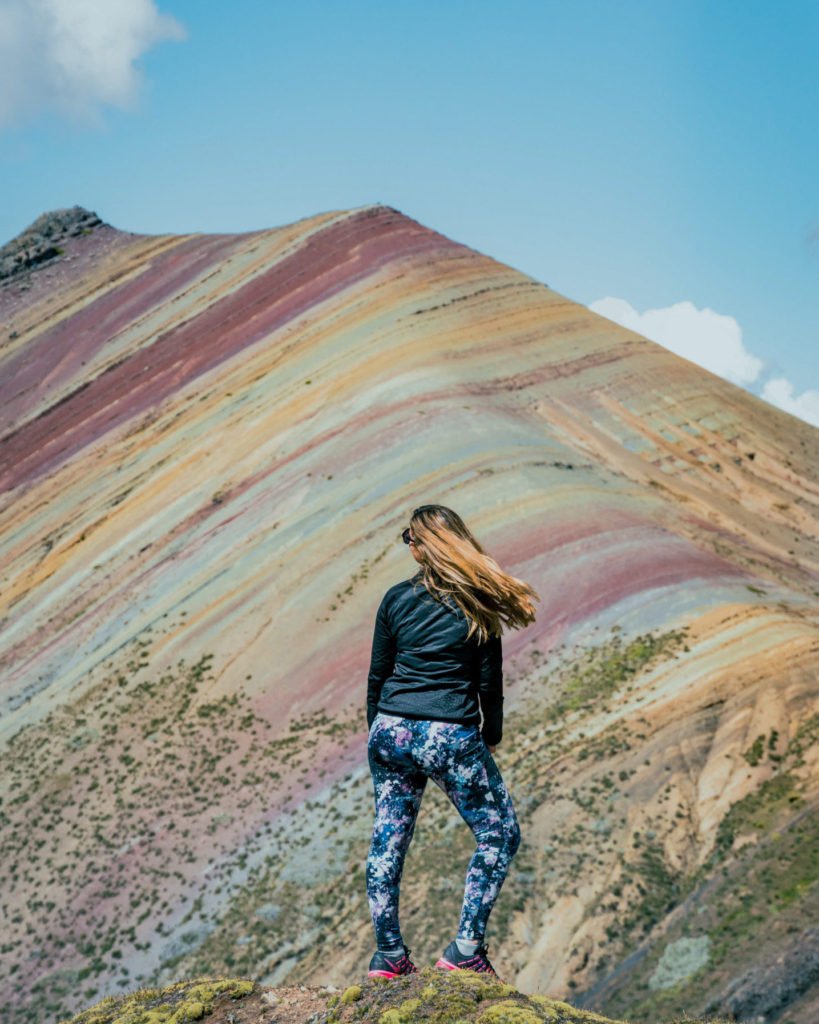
[57, 970, 734, 1024]
[0, 206, 103, 283]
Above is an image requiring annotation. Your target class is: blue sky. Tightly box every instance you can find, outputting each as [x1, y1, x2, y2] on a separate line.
[1, 1, 817, 423]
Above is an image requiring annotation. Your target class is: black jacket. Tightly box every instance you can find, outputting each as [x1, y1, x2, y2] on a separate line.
[366, 575, 504, 745]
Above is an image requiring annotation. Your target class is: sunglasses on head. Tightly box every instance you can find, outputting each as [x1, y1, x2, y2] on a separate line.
[402, 528, 415, 545]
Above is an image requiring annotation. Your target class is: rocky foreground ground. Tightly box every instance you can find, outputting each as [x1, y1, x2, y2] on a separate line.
[57, 971, 733, 1024]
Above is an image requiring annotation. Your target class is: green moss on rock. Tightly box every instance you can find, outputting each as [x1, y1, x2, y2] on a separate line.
[57, 977, 255, 1024]
[341, 984, 363, 1004]
[338, 968, 634, 1024]
[530, 997, 617, 1022]
[478, 1002, 543, 1023]
[61, 963, 734, 1024]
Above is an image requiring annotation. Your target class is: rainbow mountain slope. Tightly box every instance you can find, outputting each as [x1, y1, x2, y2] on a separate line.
[1, 205, 817, 1024]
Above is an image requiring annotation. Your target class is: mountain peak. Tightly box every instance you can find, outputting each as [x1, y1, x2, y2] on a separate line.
[0, 205, 104, 282]
[3, 202, 818, 1024]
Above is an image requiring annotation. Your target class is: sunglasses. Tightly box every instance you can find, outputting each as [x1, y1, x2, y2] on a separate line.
[402, 528, 415, 545]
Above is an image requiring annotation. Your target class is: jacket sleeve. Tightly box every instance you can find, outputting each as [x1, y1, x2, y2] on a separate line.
[366, 595, 395, 728]
[477, 633, 503, 745]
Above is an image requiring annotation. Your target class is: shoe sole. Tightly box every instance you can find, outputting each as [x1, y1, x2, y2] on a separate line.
[435, 957, 500, 979]
[368, 968, 418, 979]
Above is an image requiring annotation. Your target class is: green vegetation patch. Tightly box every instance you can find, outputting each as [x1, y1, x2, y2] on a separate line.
[788, 712, 819, 767]
[57, 977, 254, 1024]
[326, 968, 629, 1024]
[708, 808, 819, 962]
[714, 772, 803, 855]
[340, 984, 362, 1004]
[2, 631, 366, 1021]
[530, 996, 620, 1022]
[600, 783, 819, 1021]
[478, 1002, 542, 1023]
[545, 629, 688, 720]
[742, 728, 781, 767]
[618, 840, 694, 940]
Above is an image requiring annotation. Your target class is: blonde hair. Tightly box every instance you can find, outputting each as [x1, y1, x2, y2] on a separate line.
[408, 504, 538, 642]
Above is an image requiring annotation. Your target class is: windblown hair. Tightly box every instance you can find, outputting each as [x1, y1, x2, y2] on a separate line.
[409, 504, 538, 642]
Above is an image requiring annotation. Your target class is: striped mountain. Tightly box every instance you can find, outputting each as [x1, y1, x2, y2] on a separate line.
[1, 205, 817, 1024]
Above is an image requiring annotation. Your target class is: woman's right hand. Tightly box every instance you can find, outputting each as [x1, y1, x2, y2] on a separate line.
[487, 743, 497, 754]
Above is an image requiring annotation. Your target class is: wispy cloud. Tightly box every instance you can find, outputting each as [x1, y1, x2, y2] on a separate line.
[588, 296, 763, 386]
[761, 378, 819, 428]
[589, 295, 818, 429]
[0, 0, 185, 129]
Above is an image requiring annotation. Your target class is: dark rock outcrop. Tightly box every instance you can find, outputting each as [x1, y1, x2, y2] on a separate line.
[706, 927, 819, 1022]
[0, 205, 103, 282]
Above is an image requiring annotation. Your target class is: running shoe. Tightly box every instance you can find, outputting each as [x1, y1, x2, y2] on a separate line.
[368, 945, 419, 979]
[435, 940, 500, 978]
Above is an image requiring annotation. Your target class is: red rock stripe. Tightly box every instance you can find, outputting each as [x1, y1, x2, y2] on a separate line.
[0, 208, 450, 494]
[0, 233, 246, 434]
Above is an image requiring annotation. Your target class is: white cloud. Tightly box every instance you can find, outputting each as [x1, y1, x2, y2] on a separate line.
[0, 0, 185, 128]
[588, 296, 764, 386]
[761, 378, 819, 427]
[590, 295, 819, 430]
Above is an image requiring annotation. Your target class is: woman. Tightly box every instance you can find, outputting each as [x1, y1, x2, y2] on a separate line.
[365, 504, 538, 980]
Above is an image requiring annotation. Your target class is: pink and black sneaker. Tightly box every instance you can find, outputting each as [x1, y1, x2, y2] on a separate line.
[435, 940, 501, 978]
[368, 945, 419, 979]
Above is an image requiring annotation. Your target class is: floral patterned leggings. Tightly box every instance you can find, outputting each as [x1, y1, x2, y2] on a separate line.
[366, 711, 521, 949]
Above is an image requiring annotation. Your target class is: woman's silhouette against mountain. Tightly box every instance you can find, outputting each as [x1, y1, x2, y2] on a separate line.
[365, 504, 538, 980]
